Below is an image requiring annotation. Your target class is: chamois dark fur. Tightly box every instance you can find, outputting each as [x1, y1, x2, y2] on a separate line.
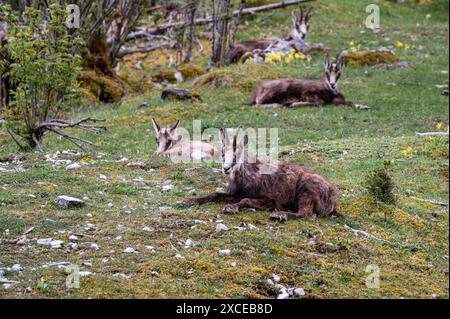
[251, 54, 369, 109]
[181, 127, 338, 221]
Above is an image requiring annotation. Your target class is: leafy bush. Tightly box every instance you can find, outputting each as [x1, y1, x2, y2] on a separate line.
[365, 161, 396, 205]
[1, 4, 104, 150]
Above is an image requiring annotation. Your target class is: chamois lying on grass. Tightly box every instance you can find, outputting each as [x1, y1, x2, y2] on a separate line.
[228, 7, 314, 64]
[181, 126, 338, 221]
[251, 54, 370, 110]
[152, 118, 218, 161]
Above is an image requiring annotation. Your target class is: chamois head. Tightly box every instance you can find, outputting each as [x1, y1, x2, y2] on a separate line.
[219, 125, 248, 176]
[151, 118, 180, 155]
[291, 6, 313, 41]
[324, 54, 345, 94]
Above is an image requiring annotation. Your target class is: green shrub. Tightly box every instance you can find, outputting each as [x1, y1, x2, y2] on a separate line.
[365, 161, 396, 205]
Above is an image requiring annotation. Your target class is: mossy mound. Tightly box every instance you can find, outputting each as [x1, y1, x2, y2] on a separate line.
[152, 64, 206, 83]
[341, 49, 400, 67]
[194, 63, 285, 90]
[81, 69, 126, 103]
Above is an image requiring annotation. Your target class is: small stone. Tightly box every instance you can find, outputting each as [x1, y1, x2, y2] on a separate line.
[215, 223, 229, 232]
[99, 174, 107, 180]
[277, 289, 290, 299]
[107, 202, 114, 208]
[194, 220, 207, 225]
[115, 236, 123, 241]
[66, 163, 81, 170]
[247, 223, 258, 231]
[184, 239, 195, 248]
[86, 213, 93, 218]
[90, 243, 99, 250]
[142, 226, 152, 232]
[67, 243, 78, 250]
[219, 249, 231, 256]
[293, 288, 305, 296]
[272, 274, 281, 282]
[11, 264, 22, 272]
[231, 262, 237, 267]
[266, 279, 274, 286]
[37, 238, 52, 246]
[150, 271, 159, 276]
[69, 235, 78, 241]
[79, 271, 93, 277]
[162, 185, 174, 192]
[123, 247, 136, 253]
[145, 245, 155, 252]
[50, 240, 63, 249]
[56, 196, 84, 208]
[174, 253, 184, 259]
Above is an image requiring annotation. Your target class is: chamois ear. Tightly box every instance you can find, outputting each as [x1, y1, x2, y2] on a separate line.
[291, 11, 299, 25]
[151, 118, 160, 134]
[219, 126, 228, 147]
[305, 7, 314, 21]
[170, 119, 180, 133]
[337, 54, 345, 69]
[323, 54, 330, 69]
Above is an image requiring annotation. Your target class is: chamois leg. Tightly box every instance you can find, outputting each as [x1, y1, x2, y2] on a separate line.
[256, 103, 284, 109]
[288, 101, 322, 108]
[223, 198, 270, 214]
[269, 195, 315, 222]
[180, 192, 234, 206]
[333, 97, 370, 110]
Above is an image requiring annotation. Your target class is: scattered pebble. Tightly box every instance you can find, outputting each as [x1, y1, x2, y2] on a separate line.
[99, 174, 107, 180]
[66, 163, 81, 170]
[272, 274, 281, 283]
[231, 262, 237, 267]
[69, 235, 78, 241]
[184, 239, 195, 248]
[56, 195, 84, 208]
[90, 243, 99, 250]
[123, 247, 136, 253]
[162, 185, 174, 192]
[215, 223, 229, 232]
[50, 240, 64, 249]
[219, 249, 231, 256]
[11, 264, 22, 272]
[37, 238, 52, 246]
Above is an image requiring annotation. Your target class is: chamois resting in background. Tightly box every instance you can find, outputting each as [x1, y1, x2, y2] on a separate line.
[152, 118, 218, 161]
[228, 7, 314, 64]
[181, 126, 338, 221]
[251, 54, 369, 110]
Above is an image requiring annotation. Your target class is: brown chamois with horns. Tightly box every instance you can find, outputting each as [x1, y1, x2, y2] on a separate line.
[181, 126, 338, 221]
[251, 54, 370, 110]
[228, 7, 314, 64]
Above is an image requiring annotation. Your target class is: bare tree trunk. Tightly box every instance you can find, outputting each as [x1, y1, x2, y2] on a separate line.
[184, 0, 200, 63]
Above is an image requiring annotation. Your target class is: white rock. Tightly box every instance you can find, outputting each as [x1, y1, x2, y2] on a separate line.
[162, 185, 174, 192]
[145, 245, 155, 252]
[123, 247, 136, 253]
[115, 236, 123, 241]
[266, 279, 274, 286]
[107, 202, 114, 208]
[68, 243, 78, 250]
[277, 290, 290, 299]
[37, 238, 52, 245]
[215, 223, 229, 232]
[142, 226, 152, 232]
[293, 288, 305, 296]
[56, 196, 84, 208]
[184, 239, 195, 248]
[79, 271, 94, 277]
[86, 213, 93, 218]
[247, 223, 258, 231]
[272, 274, 281, 282]
[194, 219, 208, 225]
[150, 271, 159, 276]
[69, 235, 78, 241]
[11, 264, 22, 272]
[90, 243, 99, 250]
[50, 240, 63, 249]
[99, 174, 107, 180]
[66, 163, 81, 170]
[231, 262, 237, 267]
[174, 254, 184, 259]
[219, 249, 231, 256]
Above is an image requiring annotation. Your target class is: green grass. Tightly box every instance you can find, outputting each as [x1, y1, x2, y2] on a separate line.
[0, 0, 448, 299]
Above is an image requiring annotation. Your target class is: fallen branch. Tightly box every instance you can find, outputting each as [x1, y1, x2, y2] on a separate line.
[406, 196, 449, 207]
[127, 0, 316, 41]
[415, 132, 449, 137]
[117, 42, 176, 58]
[344, 224, 393, 245]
